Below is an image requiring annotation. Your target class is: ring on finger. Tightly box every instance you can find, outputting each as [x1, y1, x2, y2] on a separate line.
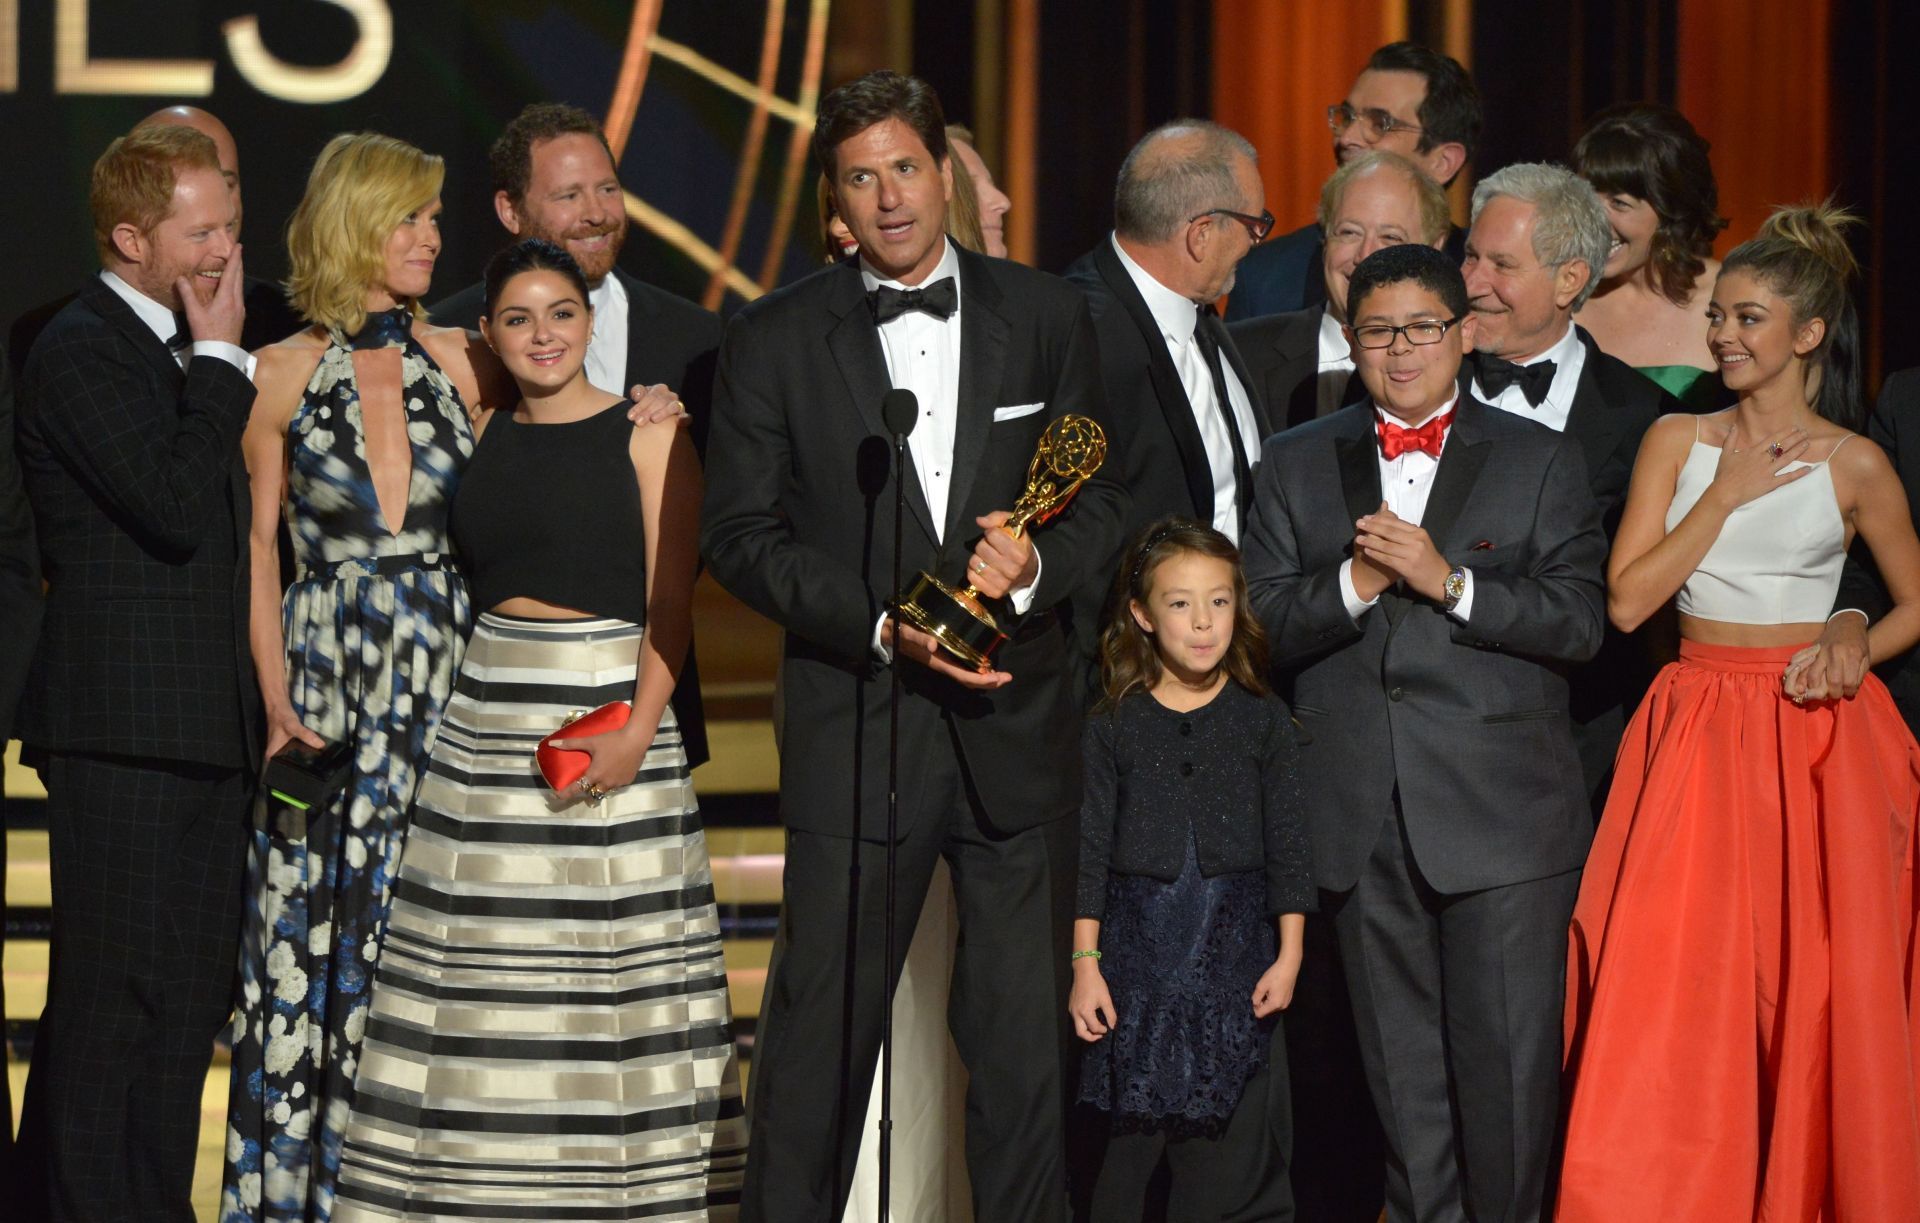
[975, 559, 988, 574]
[1768, 441, 1785, 458]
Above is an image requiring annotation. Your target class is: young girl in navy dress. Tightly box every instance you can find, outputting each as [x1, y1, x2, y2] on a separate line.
[1071, 518, 1315, 1220]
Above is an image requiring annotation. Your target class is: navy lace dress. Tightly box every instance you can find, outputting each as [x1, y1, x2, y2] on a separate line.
[1075, 685, 1313, 1138]
[221, 308, 474, 1221]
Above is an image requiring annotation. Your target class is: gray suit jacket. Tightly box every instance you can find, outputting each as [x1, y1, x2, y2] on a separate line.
[1243, 396, 1606, 893]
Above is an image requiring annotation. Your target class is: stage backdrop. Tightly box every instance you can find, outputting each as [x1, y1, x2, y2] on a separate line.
[0, 0, 834, 333]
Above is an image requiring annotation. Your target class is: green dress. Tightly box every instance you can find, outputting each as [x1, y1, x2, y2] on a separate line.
[1637, 364, 1724, 412]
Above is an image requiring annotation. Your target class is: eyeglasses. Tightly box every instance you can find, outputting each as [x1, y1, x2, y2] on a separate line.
[1326, 103, 1425, 143]
[1188, 207, 1276, 243]
[1350, 317, 1461, 349]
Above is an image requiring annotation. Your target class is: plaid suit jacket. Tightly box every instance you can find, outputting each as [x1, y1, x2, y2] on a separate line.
[15, 275, 261, 769]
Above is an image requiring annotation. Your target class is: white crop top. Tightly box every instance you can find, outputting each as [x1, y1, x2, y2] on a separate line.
[1664, 423, 1851, 624]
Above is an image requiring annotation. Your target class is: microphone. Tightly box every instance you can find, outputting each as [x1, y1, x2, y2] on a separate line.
[882, 388, 919, 439]
[876, 383, 916, 1219]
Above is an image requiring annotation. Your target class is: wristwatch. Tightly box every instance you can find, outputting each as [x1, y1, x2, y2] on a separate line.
[1442, 565, 1468, 612]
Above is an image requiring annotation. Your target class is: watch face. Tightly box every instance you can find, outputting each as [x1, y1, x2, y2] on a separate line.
[1445, 570, 1467, 600]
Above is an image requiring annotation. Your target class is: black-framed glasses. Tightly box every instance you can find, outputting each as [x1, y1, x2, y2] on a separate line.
[1326, 103, 1425, 143]
[1187, 207, 1275, 243]
[1350, 317, 1461, 349]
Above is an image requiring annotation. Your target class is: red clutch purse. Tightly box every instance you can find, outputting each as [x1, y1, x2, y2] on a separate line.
[535, 701, 632, 792]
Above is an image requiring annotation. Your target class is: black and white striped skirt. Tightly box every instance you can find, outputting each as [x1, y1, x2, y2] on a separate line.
[333, 613, 747, 1221]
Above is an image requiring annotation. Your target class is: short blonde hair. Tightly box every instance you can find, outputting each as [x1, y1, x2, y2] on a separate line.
[91, 126, 222, 264]
[944, 124, 987, 255]
[1316, 151, 1450, 247]
[285, 132, 444, 338]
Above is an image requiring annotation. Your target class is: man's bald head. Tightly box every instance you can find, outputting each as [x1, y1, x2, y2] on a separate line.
[1113, 120, 1259, 244]
[137, 106, 240, 214]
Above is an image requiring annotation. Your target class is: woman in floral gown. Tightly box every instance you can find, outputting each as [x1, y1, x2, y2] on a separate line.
[219, 132, 499, 1222]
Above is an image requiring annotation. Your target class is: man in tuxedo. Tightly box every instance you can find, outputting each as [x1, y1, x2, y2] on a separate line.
[8, 106, 302, 377]
[1061, 120, 1270, 703]
[702, 70, 1121, 1222]
[12, 124, 261, 1221]
[0, 347, 41, 1175]
[1226, 41, 1479, 323]
[1064, 120, 1270, 545]
[1461, 162, 1674, 806]
[430, 101, 719, 766]
[1233, 150, 1452, 432]
[1245, 243, 1604, 1222]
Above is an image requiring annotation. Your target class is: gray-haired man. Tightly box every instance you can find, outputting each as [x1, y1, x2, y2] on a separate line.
[1461, 162, 1675, 806]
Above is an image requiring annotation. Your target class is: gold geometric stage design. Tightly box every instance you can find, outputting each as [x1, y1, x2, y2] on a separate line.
[605, 0, 831, 310]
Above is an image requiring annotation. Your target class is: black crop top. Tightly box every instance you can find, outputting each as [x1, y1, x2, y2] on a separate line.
[451, 403, 648, 623]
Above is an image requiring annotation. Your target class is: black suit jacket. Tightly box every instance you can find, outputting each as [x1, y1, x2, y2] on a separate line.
[1471, 328, 1674, 800]
[1244, 397, 1605, 893]
[1061, 239, 1271, 697]
[1230, 306, 1364, 431]
[1839, 368, 1920, 733]
[0, 348, 41, 741]
[1062, 239, 1273, 534]
[1224, 221, 1469, 323]
[432, 266, 721, 768]
[15, 276, 261, 769]
[701, 247, 1124, 839]
[10, 276, 304, 383]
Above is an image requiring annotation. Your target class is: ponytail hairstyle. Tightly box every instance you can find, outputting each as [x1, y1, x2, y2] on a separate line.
[1096, 518, 1270, 712]
[1720, 200, 1863, 429]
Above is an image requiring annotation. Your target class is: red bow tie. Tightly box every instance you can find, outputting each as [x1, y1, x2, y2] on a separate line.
[1377, 410, 1454, 460]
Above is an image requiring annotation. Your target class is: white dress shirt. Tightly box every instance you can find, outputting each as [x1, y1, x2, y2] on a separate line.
[1339, 392, 1475, 622]
[1470, 321, 1585, 433]
[584, 271, 630, 397]
[1315, 307, 1357, 418]
[866, 241, 965, 537]
[866, 238, 1036, 660]
[1110, 234, 1262, 542]
[100, 270, 255, 379]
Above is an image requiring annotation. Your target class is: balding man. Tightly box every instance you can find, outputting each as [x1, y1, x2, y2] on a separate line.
[1065, 119, 1272, 543]
[1226, 41, 1481, 323]
[8, 106, 302, 378]
[1233, 151, 1451, 431]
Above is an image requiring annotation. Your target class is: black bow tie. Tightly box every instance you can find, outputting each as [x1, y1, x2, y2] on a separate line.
[1476, 354, 1556, 407]
[166, 311, 191, 351]
[869, 277, 957, 324]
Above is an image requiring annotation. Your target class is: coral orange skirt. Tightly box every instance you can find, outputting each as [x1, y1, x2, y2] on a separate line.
[1559, 641, 1920, 1222]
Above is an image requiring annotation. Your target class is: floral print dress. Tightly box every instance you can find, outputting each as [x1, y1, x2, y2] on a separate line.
[221, 309, 474, 1222]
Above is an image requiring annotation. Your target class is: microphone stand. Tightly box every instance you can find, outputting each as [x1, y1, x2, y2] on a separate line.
[878, 389, 918, 1221]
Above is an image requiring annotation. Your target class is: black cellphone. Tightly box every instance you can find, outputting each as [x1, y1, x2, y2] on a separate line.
[263, 738, 353, 811]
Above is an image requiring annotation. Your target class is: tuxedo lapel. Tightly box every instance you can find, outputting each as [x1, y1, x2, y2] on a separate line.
[944, 246, 1008, 547]
[1094, 240, 1214, 521]
[1216, 323, 1273, 438]
[1420, 399, 1494, 554]
[81, 277, 185, 390]
[825, 265, 939, 544]
[1562, 327, 1632, 483]
[1335, 411, 1382, 530]
[615, 267, 658, 392]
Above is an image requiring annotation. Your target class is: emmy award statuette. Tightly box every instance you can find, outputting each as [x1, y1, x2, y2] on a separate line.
[892, 414, 1108, 668]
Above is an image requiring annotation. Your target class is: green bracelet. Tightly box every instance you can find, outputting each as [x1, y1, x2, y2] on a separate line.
[1071, 949, 1102, 962]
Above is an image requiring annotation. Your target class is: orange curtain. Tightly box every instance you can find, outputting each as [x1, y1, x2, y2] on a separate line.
[1211, 1, 1399, 231]
[1675, 0, 1832, 252]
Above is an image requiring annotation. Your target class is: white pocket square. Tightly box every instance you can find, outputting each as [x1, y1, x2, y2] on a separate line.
[992, 402, 1045, 422]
